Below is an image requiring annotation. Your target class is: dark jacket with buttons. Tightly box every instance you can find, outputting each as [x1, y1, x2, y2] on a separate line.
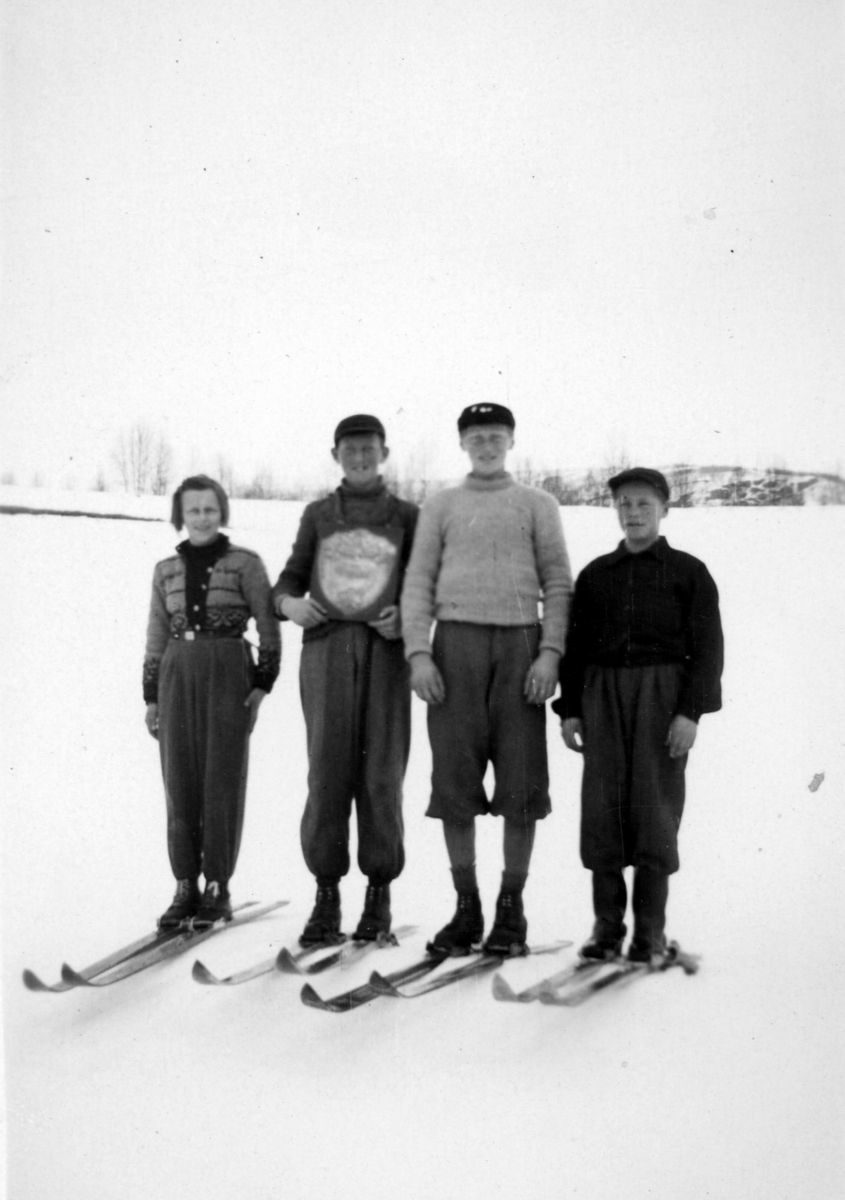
[551, 536, 723, 723]
[143, 535, 280, 701]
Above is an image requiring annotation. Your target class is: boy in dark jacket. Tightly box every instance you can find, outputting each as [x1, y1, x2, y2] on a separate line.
[552, 467, 723, 964]
[273, 415, 418, 945]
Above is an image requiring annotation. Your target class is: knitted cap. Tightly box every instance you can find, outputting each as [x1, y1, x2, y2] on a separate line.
[457, 403, 515, 432]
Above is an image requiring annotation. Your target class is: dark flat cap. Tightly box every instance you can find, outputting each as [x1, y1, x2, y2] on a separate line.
[334, 414, 386, 444]
[457, 403, 515, 432]
[607, 467, 670, 501]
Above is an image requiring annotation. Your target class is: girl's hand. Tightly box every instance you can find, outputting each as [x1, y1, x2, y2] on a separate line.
[145, 702, 160, 740]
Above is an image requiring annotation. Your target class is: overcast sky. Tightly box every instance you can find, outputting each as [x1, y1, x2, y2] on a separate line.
[3, 0, 844, 491]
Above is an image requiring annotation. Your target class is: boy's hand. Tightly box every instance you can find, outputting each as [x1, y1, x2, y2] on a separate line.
[560, 717, 584, 752]
[523, 649, 559, 705]
[368, 605, 401, 640]
[277, 596, 328, 628]
[409, 653, 446, 705]
[666, 714, 697, 758]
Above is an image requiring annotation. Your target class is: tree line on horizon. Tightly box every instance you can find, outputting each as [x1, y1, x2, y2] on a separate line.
[3, 421, 843, 506]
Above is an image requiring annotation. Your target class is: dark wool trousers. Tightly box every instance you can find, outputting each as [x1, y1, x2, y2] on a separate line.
[580, 663, 686, 874]
[299, 626, 410, 883]
[426, 622, 551, 824]
[158, 639, 252, 883]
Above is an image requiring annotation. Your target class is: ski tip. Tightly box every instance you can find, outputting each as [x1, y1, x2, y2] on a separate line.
[367, 970, 400, 997]
[191, 960, 219, 985]
[60, 963, 92, 987]
[22, 969, 52, 992]
[275, 948, 303, 975]
[490, 972, 518, 1001]
[300, 982, 332, 1010]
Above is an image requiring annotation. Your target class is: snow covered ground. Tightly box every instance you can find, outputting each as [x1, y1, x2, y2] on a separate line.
[2, 490, 844, 1200]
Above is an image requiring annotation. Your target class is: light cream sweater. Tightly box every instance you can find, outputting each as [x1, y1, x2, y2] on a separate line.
[400, 474, 573, 658]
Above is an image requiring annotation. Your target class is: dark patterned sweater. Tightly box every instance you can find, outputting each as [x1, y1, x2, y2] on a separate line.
[143, 535, 281, 701]
[272, 480, 419, 643]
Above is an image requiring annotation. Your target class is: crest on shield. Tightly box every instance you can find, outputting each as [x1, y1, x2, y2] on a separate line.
[310, 527, 402, 621]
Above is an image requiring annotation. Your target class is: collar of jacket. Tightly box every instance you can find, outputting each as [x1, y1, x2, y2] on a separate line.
[608, 534, 670, 564]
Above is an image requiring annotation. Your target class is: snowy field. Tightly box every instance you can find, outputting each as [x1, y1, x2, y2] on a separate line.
[2, 489, 844, 1200]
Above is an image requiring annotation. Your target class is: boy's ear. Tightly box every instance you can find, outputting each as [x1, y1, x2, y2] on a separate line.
[381, 444, 390, 462]
[331, 445, 340, 464]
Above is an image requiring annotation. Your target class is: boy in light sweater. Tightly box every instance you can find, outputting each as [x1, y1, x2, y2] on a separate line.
[401, 404, 572, 954]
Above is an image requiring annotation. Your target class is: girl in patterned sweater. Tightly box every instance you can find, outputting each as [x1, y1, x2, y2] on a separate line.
[144, 475, 280, 930]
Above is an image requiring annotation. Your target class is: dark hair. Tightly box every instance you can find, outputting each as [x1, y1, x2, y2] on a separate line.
[170, 475, 230, 531]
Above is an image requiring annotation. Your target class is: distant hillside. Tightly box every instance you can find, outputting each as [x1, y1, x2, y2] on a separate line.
[537, 465, 845, 506]
[3, 466, 844, 517]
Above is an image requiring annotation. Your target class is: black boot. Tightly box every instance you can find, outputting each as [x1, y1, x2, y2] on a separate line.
[628, 868, 669, 962]
[300, 882, 343, 947]
[353, 883, 392, 942]
[193, 880, 232, 929]
[158, 878, 200, 929]
[483, 891, 528, 956]
[579, 869, 627, 960]
[428, 891, 484, 955]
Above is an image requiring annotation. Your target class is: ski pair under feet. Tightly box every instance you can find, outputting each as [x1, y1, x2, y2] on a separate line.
[300, 882, 391, 946]
[299, 884, 529, 956]
[579, 926, 673, 967]
[429, 889, 528, 957]
[158, 878, 232, 931]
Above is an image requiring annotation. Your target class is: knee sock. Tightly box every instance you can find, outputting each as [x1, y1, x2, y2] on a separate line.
[501, 819, 536, 893]
[443, 822, 477, 892]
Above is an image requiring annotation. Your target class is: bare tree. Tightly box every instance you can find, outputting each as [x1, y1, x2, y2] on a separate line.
[511, 456, 536, 487]
[113, 422, 173, 495]
[241, 467, 278, 499]
[150, 437, 172, 495]
[215, 455, 236, 496]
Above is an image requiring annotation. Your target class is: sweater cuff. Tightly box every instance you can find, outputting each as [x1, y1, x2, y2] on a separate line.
[550, 695, 581, 720]
[143, 659, 159, 704]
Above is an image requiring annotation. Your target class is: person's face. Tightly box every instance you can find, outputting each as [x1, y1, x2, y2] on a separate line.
[614, 482, 668, 550]
[332, 434, 388, 488]
[181, 489, 223, 546]
[460, 424, 514, 476]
